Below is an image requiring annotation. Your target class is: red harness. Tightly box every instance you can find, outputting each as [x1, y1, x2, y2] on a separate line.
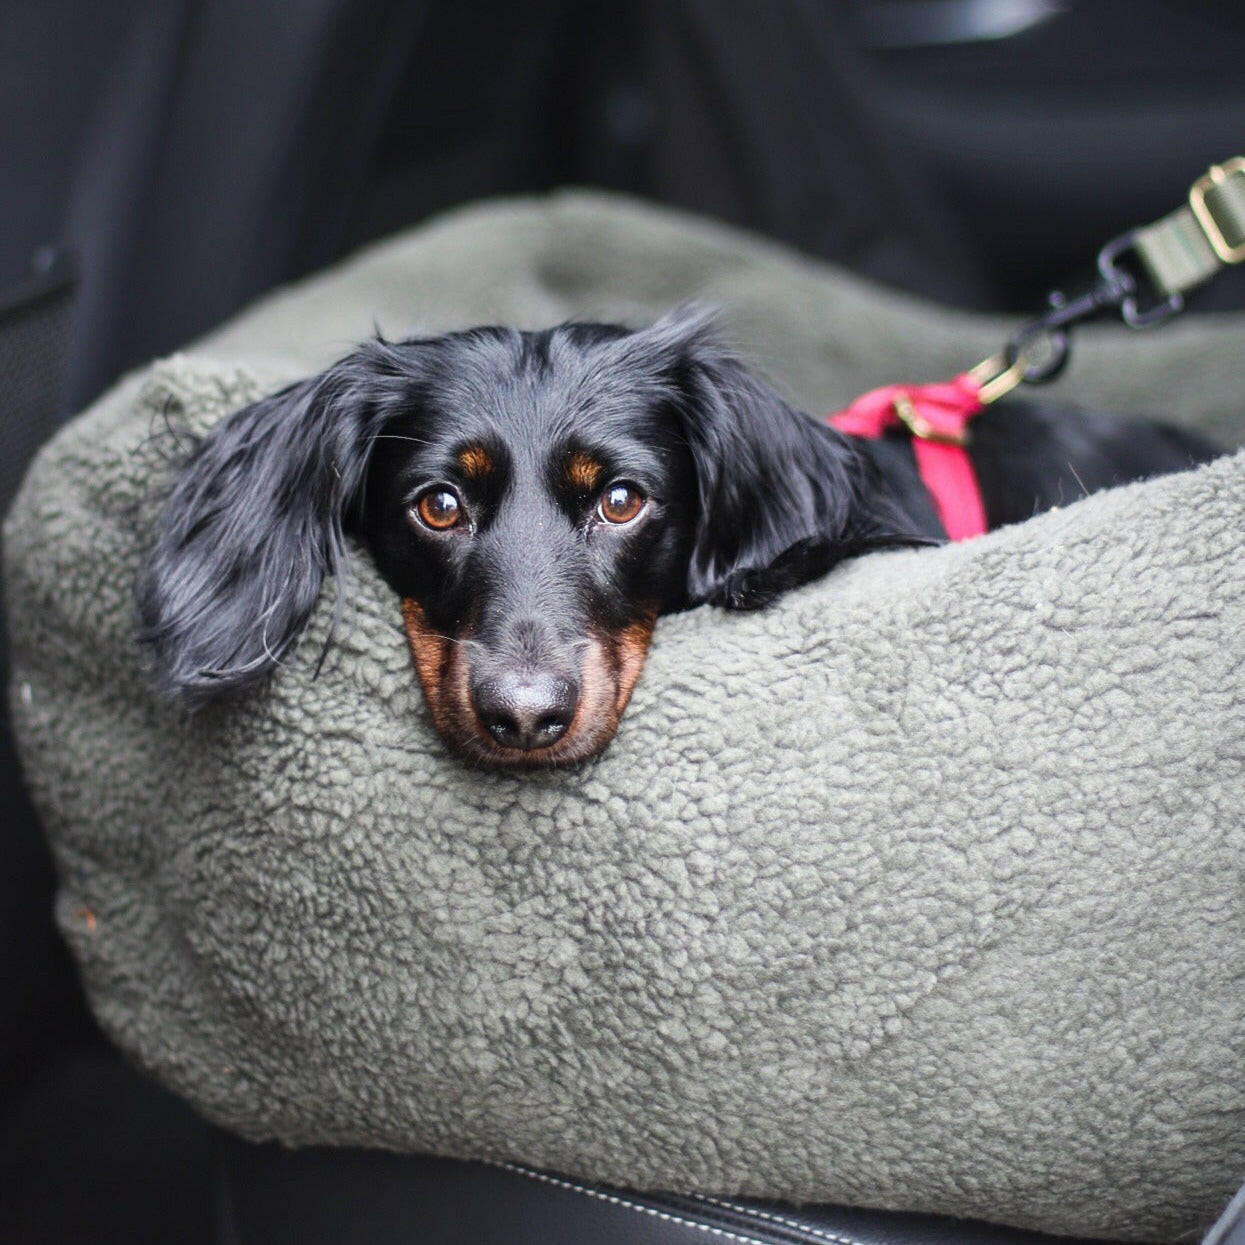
[827, 371, 987, 541]
[824, 157, 1245, 540]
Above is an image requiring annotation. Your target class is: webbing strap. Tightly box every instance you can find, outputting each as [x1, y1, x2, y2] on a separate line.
[1134, 158, 1245, 296]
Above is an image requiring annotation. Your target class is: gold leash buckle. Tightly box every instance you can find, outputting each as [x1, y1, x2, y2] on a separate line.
[893, 392, 970, 446]
[1189, 157, 1245, 265]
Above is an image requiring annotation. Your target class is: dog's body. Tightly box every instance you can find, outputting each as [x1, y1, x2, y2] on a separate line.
[138, 310, 1218, 765]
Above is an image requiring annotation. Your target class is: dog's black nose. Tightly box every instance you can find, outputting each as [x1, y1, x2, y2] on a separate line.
[472, 672, 579, 751]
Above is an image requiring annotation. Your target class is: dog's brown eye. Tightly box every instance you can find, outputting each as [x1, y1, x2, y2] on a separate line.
[413, 487, 463, 531]
[598, 482, 645, 525]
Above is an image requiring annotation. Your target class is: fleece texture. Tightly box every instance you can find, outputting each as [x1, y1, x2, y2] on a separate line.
[5, 192, 1245, 1242]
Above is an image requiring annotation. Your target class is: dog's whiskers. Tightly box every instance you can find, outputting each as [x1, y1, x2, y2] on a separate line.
[368, 433, 435, 447]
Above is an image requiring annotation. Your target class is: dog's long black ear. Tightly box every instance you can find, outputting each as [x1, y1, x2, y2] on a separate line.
[136, 340, 415, 705]
[636, 308, 927, 609]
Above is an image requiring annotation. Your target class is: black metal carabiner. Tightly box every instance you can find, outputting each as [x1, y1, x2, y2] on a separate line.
[1003, 269, 1135, 385]
[1097, 229, 1186, 328]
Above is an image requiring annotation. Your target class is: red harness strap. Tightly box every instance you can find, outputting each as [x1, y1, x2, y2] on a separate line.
[827, 371, 988, 541]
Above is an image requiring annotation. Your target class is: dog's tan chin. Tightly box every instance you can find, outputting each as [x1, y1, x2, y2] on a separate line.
[399, 600, 656, 767]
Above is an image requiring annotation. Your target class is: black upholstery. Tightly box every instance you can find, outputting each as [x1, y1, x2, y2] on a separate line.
[216, 1140, 1121, 1245]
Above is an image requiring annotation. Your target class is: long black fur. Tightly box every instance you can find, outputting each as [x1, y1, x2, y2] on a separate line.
[137, 308, 1218, 706]
[136, 338, 426, 703]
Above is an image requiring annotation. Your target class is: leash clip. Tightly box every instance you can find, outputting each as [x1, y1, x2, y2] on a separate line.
[968, 265, 1133, 405]
[1003, 271, 1135, 388]
[1097, 231, 1183, 328]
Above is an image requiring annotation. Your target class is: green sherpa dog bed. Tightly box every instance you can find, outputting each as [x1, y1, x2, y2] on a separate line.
[6, 193, 1244, 1242]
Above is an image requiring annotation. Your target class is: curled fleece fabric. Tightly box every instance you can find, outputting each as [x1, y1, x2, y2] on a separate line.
[6, 193, 1245, 1243]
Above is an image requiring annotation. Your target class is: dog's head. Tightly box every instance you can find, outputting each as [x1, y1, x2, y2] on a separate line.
[138, 309, 919, 765]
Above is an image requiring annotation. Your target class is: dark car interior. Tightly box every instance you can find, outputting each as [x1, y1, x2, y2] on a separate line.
[2, 3, 1243, 1241]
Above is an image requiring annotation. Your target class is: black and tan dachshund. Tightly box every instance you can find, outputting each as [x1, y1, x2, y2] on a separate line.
[137, 308, 1217, 766]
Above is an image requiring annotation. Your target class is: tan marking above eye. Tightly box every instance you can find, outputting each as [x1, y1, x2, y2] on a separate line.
[457, 444, 493, 478]
[566, 451, 604, 491]
[598, 482, 645, 524]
